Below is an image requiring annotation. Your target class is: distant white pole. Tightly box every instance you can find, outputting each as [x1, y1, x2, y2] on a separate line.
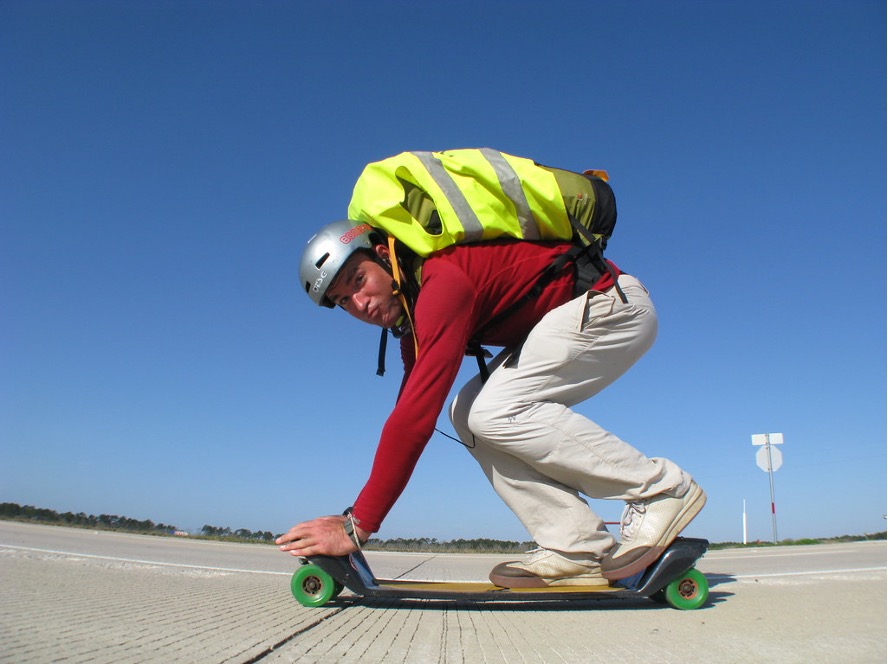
[742, 499, 748, 545]
[765, 436, 778, 543]
[752, 432, 784, 545]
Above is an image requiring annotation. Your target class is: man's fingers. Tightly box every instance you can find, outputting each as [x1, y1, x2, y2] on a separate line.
[276, 515, 356, 557]
[277, 524, 311, 546]
[284, 544, 311, 557]
[279, 533, 310, 550]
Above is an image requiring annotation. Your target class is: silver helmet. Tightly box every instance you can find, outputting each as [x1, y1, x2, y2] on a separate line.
[299, 220, 379, 307]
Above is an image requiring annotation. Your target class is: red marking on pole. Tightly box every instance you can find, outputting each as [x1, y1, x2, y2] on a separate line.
[771, 502, 776, 514]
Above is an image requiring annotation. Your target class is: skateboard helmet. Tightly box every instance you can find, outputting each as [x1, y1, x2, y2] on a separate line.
[300, 219, 380, 308]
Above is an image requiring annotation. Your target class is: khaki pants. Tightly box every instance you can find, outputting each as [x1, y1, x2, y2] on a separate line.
[449, 275, 688, 560]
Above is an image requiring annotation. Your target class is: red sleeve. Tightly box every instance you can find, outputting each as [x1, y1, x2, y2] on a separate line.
[351, 261, 477, 532]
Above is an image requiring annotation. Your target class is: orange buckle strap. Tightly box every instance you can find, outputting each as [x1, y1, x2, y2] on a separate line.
[387, 235, 419, 358]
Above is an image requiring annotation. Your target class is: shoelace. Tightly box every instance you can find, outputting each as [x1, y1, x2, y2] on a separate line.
[620, 501, 648, 541]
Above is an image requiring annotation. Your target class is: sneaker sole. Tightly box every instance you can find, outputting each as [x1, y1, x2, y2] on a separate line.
[602, 484, 707, 581]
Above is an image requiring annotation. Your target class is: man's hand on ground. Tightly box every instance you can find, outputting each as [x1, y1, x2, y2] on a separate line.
[276, 515, 368, 557]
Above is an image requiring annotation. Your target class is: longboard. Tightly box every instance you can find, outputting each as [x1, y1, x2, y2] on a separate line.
[291, 537, 710, 610]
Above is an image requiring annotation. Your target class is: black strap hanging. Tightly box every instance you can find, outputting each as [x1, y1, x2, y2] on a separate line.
[376, 327, 388, 376]
[465, 340, 492, 383]
[566, 215, 627, 304]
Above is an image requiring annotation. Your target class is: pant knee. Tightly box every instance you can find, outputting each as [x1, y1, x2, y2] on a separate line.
[449, 392, 475, 441]
[466, 400, 515, 442]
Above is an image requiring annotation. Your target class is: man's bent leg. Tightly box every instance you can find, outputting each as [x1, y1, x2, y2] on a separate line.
[463, 276, 704, 575]
[451, 385, 612, 587]
[468, 276, 685, 501]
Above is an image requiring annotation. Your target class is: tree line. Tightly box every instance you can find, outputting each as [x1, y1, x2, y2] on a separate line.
[1, 502, 178, 535]
[4, 502, 883, 551]
[364, 537, 536, 553]
[0, 503, 279, 542]
[0, 502, 536, 550]
[199, 524, 276, 542]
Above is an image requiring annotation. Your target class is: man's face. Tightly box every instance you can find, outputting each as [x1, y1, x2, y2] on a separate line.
[326, 245, 404, 328]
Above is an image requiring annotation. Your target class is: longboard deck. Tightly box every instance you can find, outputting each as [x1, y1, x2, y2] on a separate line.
[375, 579, 617, 594]
[295, 537, 711, 608]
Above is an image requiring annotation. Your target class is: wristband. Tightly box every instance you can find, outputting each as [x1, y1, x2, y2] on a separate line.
[342, 507, 364, 549]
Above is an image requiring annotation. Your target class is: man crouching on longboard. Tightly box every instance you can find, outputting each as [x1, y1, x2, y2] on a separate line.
[277, 157, 705, 587]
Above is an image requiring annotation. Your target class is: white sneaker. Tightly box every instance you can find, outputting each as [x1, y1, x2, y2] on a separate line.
[602, 479, 706, 580]
[489, 548, 608, 588]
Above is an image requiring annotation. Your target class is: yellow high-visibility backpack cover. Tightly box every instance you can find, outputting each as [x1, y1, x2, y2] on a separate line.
[347, 148, 605, 257]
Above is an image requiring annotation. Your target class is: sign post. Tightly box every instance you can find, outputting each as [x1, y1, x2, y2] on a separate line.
[752, 433, 783, 544]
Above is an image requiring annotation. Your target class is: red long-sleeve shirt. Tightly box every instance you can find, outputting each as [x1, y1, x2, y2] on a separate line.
[352, 240, 618, 532]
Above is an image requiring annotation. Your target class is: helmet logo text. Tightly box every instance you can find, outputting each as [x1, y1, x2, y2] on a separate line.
[339, 223, 372, 244]
[312, 270, 328, 293]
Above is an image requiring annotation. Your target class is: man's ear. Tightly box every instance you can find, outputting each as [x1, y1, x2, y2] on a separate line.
[373, 243, 391, 263]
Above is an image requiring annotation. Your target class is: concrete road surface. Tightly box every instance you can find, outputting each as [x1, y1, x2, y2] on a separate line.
[0, 521, 884, 663]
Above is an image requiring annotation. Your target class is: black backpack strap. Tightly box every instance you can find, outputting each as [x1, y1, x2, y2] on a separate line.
[601, 253, 628, 304]
[567, 173, 626, 303]
[376, 327, 388, 377]
[465, 340, 492, 382]
[566, 213, 627, 304]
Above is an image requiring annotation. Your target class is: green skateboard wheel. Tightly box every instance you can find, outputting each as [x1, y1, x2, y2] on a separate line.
[291, 564, 344, 607]
[663, 567, 709, 610]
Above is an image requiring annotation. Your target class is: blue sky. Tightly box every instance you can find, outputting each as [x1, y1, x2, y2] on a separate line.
[2, 0, 885, 544]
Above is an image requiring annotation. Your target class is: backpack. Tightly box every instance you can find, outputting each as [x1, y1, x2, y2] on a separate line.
[347, 148, 622, 378]
[347, 148, 617, 261]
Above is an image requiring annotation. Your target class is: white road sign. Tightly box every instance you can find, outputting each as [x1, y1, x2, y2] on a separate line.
[756, 445, 783, 471]
[752, 433, 784, 446]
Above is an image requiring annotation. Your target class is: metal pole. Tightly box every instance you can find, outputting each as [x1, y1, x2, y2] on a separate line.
[765, 434, 778, 543]
[742, 499, 748, 545]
